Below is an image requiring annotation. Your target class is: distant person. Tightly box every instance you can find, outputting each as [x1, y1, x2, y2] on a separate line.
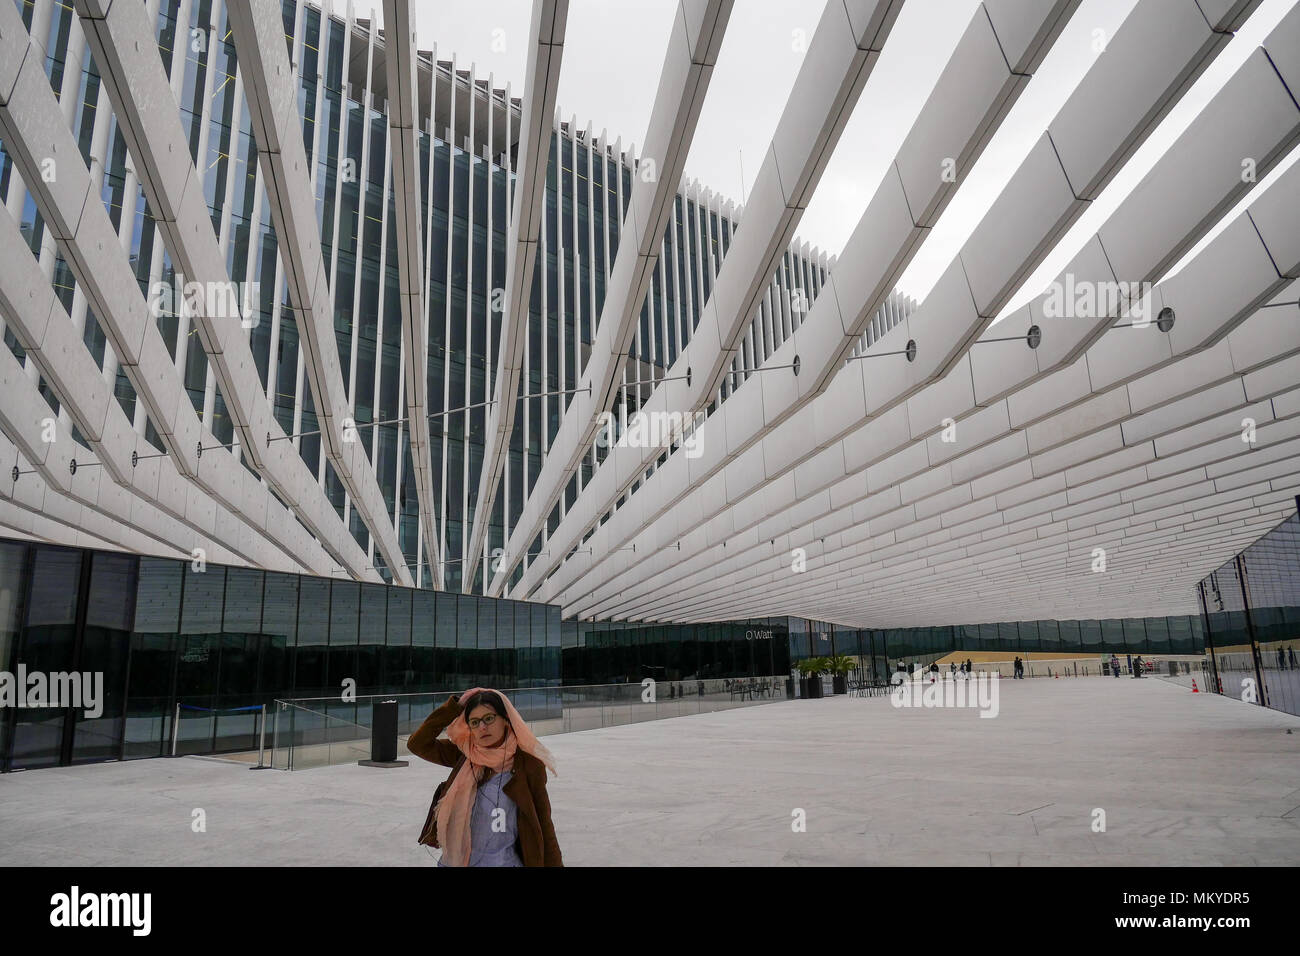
[1110, 654, 1121, 678]
[908, 662, 915, 677]
[1012, 656, 1023, 679]
[950, 662, 957, 677]
[965, 659, 972, 674]
[1132, 655, 1144, 678]
[929, 661, 939, 683]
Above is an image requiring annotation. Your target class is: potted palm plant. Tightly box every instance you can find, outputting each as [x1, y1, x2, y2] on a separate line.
[795, 657, 827, 699]
[825, 655, 856, 695]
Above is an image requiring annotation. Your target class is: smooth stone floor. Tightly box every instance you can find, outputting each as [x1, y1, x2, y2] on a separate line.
[2, 677, 1297, 866]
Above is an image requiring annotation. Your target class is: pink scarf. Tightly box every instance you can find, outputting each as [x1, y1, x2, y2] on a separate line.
[433, 688, 557, 866]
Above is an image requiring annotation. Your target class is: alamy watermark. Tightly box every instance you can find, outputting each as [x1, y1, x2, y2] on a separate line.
[1042, 275, 1154, 326]
[0, 666, 103, 718]
[148, 273, 261, 328]
[595, 408, 707, 459]
[49, 886, 150, 936]
[890, 672, 1000, 718]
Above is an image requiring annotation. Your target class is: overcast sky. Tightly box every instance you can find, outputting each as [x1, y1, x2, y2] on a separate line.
[337, 0, 1297, 320]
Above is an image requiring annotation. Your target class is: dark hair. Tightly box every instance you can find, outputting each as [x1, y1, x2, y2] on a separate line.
[461, 690, 509, 723]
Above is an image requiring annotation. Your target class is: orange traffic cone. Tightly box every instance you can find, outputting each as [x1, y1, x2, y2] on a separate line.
[1191, 679, 1199, 693]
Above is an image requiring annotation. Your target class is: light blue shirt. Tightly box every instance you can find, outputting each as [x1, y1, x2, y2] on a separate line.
[437, 769, 523, 867]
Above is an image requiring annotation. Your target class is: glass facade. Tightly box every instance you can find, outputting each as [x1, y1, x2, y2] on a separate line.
[1197, 501, 1300, 717]
[556, 611, 1205, 690]
[0, 517, 1222, 773]
[772, 615, 1199, 674]
[0, 534, 560, 771]
[561, 618, 793, 685]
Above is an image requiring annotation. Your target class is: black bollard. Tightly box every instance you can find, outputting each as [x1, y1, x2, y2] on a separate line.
[359, 698, 407, 768]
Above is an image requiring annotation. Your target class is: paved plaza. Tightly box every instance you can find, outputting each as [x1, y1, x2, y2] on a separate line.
[2, 678, 1297, 866]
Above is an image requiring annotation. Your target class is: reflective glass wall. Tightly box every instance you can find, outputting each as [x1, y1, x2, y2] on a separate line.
[1198, 503, 1300, 717]
[560, 618, 792, 685]
[0, 535, 560, 771]
[851, 617, 1203, 663]
[557, 612, 1207, 689]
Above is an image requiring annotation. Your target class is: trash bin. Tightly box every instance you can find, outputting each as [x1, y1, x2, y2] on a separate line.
[372, 699, 398, 761]
[359, 699, 407, 767]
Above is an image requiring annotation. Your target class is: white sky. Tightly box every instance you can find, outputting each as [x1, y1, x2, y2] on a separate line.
[339, 0, 1298, 319]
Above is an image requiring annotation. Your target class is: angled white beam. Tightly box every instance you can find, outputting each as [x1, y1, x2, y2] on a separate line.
[649, 348, 1300, 622]
[0, 457, 226, 562]
[579, 139, 1300, 620]
[71, 0, 380, 581]
[551, 0, 1298, 613]
[617, 278, 1300, 622]
[771, 489, 1297, 620]
[769, 508, 1296, 623]
[742, 479, 1300, 623]
[0, 2, 364, 579]
[466, 0, 568, 590]
[380, 0, 443, 586]
[699, 506, 1296, 622]
[664, 408, 1300, 622]
[465, 0, 731, 589]
[0, 473, 198, 561]
[531, 0, 1088, 606]
[497, 0, 906, 597]
[226, 0, 414, 585]
[0, 346, 297, 572]
[0, 199, 333, 574]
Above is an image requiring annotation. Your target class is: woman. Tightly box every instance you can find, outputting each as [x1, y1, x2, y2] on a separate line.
[407, 688, 562, 867]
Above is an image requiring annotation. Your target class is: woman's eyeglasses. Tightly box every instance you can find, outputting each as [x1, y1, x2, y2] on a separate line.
[467, 714, 498, 730]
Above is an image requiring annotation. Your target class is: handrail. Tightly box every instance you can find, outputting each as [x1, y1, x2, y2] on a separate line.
[269, 677, 790, 770]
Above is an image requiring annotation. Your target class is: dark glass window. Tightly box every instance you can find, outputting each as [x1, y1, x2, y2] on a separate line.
[295, 578, 329, 693]
[1100, 619, 1125, 654]
[0, 543, 29, 766]
[223, 567, 264, 634]
[262, 572, 299, 646]
[1058, 619, 1081, 652]
[10, 548, 82, 769]
[384, 585, 411, 690]
[412, 589, 437, 689]
[358, 583, 386, 690]
[0, 541, 28, 673]
[328, 580, 360, 690]
[72, 553, 136, 764]
[125, 558, 183, 759]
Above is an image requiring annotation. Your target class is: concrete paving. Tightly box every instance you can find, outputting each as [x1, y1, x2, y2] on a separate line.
[1, 677, 1298, 866]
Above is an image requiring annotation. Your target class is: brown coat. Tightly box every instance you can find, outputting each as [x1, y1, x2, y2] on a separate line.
[407, 695, 563, 867]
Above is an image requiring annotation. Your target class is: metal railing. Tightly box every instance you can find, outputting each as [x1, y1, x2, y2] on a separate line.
[268, 677, 790, 770]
